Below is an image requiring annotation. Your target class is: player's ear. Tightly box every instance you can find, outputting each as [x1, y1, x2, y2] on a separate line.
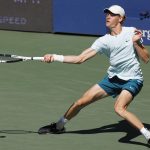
[119, 16, 126, 24]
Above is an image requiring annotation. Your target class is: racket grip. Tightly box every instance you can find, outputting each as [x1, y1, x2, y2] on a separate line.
[32, 57, 44, 61]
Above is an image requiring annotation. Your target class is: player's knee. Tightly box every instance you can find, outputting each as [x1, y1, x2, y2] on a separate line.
[74, 97, 90, 110]
[73, 101, 84, 110]
[114, 105, 126, 117]
[73, 92, 94, 111]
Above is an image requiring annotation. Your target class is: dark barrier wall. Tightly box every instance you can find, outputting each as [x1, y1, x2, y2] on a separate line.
[53, 0, 150, 45]
[0, 0, 52, 32]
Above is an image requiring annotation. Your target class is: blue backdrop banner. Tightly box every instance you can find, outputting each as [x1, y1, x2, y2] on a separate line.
[53, 0, 150, 45]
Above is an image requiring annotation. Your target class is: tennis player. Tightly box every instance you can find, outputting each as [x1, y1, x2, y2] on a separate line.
[38, 5, 150, 144]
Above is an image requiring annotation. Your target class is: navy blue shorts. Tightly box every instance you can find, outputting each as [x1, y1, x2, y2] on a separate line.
[98, 75, 143, 98]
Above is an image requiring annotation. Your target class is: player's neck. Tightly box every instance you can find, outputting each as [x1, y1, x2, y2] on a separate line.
[110, 25, 122, 36]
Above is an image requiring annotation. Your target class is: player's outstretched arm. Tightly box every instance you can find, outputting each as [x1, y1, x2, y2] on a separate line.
[43, 48, 97, 64]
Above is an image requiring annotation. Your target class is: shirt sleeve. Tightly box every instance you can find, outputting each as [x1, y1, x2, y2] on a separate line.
[90, 37, 108, 54]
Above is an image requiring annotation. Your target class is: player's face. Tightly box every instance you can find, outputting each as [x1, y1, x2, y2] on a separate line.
[105, 12, 122, 28]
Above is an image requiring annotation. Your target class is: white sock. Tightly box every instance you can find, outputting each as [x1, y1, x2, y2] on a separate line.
[140, 127, 150, 140]
[56, 117, 68, 130]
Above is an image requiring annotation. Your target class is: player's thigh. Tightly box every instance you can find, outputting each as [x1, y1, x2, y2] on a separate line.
[114, 90, 133, 109]
[78, 84, 109, 105]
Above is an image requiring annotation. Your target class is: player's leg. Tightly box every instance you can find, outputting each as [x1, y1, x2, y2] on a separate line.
[114, 90, 144, 129]
[63, 84, 109, 120]
[114, 90, 150, 143]
[38, 84, 109, 134]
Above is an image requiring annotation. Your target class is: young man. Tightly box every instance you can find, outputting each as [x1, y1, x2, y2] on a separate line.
[38, 5, 150, 144]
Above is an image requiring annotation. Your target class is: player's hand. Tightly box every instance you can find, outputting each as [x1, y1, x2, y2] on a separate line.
[132, 29, 142, 43]
[43, 54, 54, 63]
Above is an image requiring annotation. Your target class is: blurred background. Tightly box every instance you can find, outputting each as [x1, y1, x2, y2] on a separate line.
[0, 0, 150, 45]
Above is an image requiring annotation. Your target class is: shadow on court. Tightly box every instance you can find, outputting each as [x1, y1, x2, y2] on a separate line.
[0, 130, 37, 138]
[0, 130, 37, 134]
[65, 120, 150, 148]
[0, 120, 150, 148]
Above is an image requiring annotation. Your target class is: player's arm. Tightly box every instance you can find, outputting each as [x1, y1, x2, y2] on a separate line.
[134, 43, 149, 64]
[43, 48, 97, 64]
[133, 29, 150, 64]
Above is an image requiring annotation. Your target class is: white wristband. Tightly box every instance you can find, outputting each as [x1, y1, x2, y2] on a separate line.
[53, 54, 64, 62]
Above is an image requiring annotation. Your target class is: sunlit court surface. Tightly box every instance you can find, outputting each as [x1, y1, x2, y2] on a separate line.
[0, 30, 150, 150]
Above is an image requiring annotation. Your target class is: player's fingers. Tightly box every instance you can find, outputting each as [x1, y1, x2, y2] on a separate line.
[43, 54, 52, 62]
[134, 29, 142, 35]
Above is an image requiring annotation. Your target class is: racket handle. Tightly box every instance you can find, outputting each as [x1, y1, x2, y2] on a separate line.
[32, 57, 44, 61]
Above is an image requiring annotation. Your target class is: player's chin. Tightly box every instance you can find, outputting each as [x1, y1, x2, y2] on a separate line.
[106, 22, 111, 28]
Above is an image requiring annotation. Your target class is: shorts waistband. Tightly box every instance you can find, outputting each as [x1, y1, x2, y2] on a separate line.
[109, 76, 127, 83]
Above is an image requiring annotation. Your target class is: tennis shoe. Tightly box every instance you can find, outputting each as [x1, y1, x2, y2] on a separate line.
[38, 123, 65, 134]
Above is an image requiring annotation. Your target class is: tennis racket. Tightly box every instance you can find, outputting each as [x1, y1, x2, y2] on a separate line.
[0, 54, 44, 63]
